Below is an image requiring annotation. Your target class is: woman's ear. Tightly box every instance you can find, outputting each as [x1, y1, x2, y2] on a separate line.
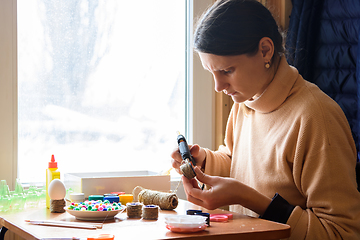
[259, 37, 274, 61]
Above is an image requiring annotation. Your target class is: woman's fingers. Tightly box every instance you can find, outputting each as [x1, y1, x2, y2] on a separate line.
[182, 176, 205, 205]
[189, 144, 206, 166]
[194, 166, 212, 185]
[170, 147, 184, 174]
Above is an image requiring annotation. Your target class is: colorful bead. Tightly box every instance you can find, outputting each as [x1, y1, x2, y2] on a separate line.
[67, 200, 121, 212]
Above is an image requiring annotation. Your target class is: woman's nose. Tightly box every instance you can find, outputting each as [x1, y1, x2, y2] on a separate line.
[213, 75, 228, 93]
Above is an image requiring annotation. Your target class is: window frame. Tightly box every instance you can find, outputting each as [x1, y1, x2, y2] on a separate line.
[0, 0, 215, 189]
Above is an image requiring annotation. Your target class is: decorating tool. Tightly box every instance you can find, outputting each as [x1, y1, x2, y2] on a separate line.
[173, 132, 205, 192]
[177, 132, 196, 179]
[177, 132, 196, 166]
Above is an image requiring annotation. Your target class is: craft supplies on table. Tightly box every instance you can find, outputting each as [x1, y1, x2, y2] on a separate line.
[46, 155, 60, 209]
[48, 179, 67, 213]
[186, 209, 233, 224]
[186, 209, 203, 215]
[69, 192, 85, 203]
[0, 180, 11, 212]
[64, 171, 170, 198]
[0, 179, 46, 212]
[89, 195, 104, 201]
[103, 195, 119, 203]
[126, 202, 143, 218]
[142, 205, 159, 220]
[65, 200, 125, 220]
[1, 199, 291, 239]
[25, 220, 103, 229]
[194, 212, 210, 226]
[111, 191, 125, 195]
[119, 194, 133, 205]
[87, 234, 115, 240]
[136, 186, 178, 210]
[165, 215, 208, 233]
[210, 213, 233, 222]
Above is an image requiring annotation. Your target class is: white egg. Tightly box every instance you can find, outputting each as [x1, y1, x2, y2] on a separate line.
[48, 179, 66, 200]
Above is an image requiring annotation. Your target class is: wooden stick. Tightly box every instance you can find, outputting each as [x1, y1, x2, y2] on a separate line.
[25, 220, 102, 229]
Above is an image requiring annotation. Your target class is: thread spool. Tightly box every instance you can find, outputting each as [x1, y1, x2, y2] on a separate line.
[142, 205, 159, 220]
[180, 160, 196, 179]
[187, 209, 202, 215]
[50, 199, 66, 213]
[126, 202, 143, 218]
[132, 186, 143, 202]
[135, 186, 178, 210]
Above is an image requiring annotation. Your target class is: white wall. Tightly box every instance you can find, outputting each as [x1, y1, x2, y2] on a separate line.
[0, 0, 18, 189]
[187, 0, 215, 149]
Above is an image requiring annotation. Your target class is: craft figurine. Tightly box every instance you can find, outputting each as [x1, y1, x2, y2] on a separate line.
[48, 179, 66, 213]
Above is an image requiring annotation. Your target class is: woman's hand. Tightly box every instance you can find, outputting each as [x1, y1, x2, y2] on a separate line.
[182, 166, 272, 215]
[170, 144, 206, 175]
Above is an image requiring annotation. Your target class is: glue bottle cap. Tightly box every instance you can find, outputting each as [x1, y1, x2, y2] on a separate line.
[48, 155, 58, 168]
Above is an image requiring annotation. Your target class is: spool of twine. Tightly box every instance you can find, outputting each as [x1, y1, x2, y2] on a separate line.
[180, 160, 196, 179]
[142, 205, 159, 220]
[136, 187, 178, 210]
[126, 202, 143, 218]
[50, 199, 66, 213]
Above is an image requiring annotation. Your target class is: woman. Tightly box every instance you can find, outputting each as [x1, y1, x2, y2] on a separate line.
[171, 0, 360, 239]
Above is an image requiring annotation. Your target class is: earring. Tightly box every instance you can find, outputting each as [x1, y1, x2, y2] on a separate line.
[265, 62, 270, 69]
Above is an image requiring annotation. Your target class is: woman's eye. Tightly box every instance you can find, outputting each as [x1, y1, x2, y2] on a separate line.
[222, 69, 232, 74]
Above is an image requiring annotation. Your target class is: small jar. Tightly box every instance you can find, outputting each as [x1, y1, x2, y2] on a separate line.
[69, 193, 85, 203]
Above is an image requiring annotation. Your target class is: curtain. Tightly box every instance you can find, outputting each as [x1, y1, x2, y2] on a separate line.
[286, 0, 360, 161]
[285, 0, 324, 82]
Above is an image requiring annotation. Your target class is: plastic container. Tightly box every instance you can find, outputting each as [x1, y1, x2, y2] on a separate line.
[119, 194, 133, 205]
[46, 155, 60, 209]
[88, 195, 104, 201]
[165, 215, 207, 228]
[195, 212, 210, 226]
[38, 186, 46, 206]
[10, 179, 26, 210]
[186, 209, 203, 215]
[0, 180, 11, 212]
[104, 195, 119, 203]
[69, 193, 85, 203]
[26, 185, 40, 208]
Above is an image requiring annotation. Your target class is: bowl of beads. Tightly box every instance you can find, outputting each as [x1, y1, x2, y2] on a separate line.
[65, 200, 125, 220]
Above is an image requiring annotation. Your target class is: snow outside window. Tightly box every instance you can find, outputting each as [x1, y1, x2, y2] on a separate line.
[17, 0, 186, 183]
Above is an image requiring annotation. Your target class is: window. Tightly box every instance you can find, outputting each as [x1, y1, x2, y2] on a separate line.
[0, 0, 215, 188]
[17, 0, 186, 183]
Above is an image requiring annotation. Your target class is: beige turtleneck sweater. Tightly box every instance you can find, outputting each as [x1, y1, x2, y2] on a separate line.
[203, 57, 360, 239]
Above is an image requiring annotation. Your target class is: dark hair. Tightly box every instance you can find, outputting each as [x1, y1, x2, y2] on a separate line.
[194, 0, 284, 59]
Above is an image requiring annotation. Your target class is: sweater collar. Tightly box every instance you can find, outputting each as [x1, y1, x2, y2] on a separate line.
[244, 56, 299, 113]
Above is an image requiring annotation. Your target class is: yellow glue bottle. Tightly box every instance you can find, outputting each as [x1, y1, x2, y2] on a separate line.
[46, 154, 60, 209]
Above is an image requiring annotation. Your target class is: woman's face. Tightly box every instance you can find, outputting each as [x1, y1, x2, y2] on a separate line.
[198, 51, 273, 103]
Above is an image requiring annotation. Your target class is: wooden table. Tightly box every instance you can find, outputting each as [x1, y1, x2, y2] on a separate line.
[0, 200, 290, 240]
